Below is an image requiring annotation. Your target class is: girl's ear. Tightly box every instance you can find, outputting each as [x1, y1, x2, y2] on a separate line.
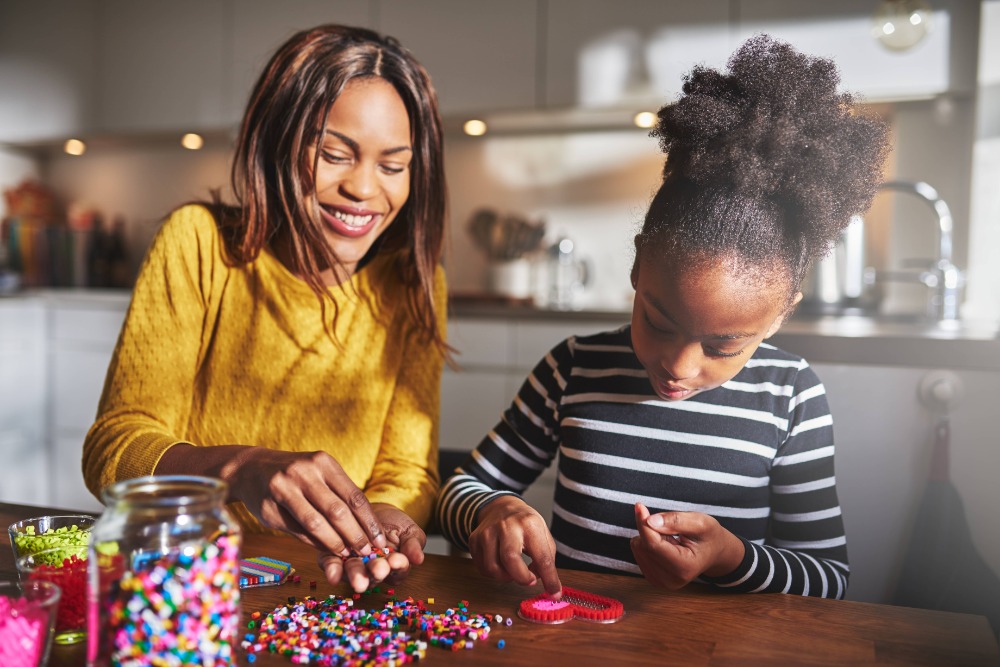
[630, 235, 641, 289]
[765, 291, 803, 338]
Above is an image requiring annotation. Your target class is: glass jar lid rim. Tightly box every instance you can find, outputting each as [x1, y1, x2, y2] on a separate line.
[102, 475, 228, 507]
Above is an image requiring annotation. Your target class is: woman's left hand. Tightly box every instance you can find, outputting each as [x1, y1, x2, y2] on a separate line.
[629, 502, 745, 590]
[317, 503, 426, 592]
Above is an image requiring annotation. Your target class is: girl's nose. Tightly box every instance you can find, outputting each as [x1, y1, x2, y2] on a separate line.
[660, 342, 700, 381]
[340, 163, 378, 200]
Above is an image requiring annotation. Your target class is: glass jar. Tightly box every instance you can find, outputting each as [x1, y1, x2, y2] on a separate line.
[86, 475, 242, 667]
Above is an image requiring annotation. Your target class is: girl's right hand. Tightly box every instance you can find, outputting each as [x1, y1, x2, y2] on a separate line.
[223, 447, 387, 558]
[468, 495, 562, 597]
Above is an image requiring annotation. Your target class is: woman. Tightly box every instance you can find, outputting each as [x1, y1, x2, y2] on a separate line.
[83, 24, 448, 592]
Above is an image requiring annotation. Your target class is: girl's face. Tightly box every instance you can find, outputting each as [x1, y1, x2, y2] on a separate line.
[307, 77, 412, 279]
[630, 251, 798, 401]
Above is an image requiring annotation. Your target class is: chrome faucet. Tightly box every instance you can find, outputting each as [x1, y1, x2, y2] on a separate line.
[869, 180, 964, 322]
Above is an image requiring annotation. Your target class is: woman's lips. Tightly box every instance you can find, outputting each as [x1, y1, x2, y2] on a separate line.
[320, 204, 382, 239]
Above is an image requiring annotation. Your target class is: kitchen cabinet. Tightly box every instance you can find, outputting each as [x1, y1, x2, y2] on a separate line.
[227, 0, 376, 125]
[0, 0, 100, 143]
[543, 0, 733, 109]
[96, 0, 229, 134]
[440, 316, 621, 527]
[47, 293, 127, 511]
[379, 0, 539, 115]
[0, 298, 48, 505]
[735, 0, 979, 100]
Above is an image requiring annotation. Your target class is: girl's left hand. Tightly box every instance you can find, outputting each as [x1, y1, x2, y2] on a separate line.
[317, 503, 426, 592]
[629, 503, 745, 590]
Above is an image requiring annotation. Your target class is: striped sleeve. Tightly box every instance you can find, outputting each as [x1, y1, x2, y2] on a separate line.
[702, 363, 849, 599]
[435, 339, 570, 551]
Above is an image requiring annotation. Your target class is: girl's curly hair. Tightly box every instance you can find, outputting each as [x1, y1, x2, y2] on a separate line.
[636, 34, 890, 294]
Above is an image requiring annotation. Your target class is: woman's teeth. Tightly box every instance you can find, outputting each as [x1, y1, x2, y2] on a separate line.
[332, 209, 374, 227]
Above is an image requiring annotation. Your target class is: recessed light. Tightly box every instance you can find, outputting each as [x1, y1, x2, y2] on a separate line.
[463, 119, 487, 137]
[633, 111, 657, 129]
[64, 139, 86, 156]
[181, 133, 204, 150]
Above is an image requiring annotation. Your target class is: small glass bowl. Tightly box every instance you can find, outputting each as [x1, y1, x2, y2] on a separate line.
[16, 547, 88, 646]
[8, 515, 95, 564]
[0, 579, 61, 666]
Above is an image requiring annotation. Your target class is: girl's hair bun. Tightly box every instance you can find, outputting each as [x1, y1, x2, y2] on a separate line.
[651, 34, 890, 261]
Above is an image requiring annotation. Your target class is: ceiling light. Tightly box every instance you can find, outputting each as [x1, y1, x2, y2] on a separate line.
[181, 133, 204, 150]
[64, 139, 86, 156]
[873, 0, 932, 51]
[633, 111, 657, 129]
[463, 119, 487, 136]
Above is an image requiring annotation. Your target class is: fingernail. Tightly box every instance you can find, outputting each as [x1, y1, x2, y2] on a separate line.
[647, 514, 664, 528]
[374, 533, 387, 548]
[360, 544, 372, 557]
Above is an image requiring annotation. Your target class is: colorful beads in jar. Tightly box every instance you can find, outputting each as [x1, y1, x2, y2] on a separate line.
[87, 476, 242, 667]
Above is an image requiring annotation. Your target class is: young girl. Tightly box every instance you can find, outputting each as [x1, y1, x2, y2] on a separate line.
[436, 35, 890, 599]
[83, 25, 448, 593]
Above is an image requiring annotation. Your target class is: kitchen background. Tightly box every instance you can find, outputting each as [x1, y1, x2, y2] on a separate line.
[2, 0, 999, 615]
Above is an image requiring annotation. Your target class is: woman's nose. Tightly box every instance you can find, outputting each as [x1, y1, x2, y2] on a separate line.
[660, 342, 700, 381]
[340, 163, 378, 200]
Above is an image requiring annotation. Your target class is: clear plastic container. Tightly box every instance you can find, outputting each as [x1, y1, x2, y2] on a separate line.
[86, 475, 242, 666]
[0, 580, 61, 667]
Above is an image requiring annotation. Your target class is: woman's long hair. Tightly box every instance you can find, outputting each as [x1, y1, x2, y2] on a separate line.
[221, 24, 447, 350]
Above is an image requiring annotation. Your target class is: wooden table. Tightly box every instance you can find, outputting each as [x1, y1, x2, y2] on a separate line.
[2, 501, 997, 666]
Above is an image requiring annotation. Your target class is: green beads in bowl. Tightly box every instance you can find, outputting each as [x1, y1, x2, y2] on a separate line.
[8, 515, 96, 566]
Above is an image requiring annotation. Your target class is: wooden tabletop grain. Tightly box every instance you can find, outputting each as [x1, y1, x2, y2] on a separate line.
[2, 501, 997, 666]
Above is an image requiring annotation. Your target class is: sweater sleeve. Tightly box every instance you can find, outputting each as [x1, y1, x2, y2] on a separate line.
[82, 205, 219, 500]
[702, 365, 850, 599]
[435, 338, 570, 551]
[363, 264, 448, 528]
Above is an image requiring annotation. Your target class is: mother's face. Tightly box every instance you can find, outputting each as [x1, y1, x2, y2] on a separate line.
[306, 77, 412, 279]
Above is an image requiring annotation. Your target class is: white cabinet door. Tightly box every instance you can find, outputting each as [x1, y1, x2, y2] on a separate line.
[96, 0, 228, 133]
[0, 299, 48, 505]
[0, 0, 99, 142]
[513, 319, 619, 371]
[379, 0, 539, 114]
[48, 297, 127, 510]
[544, 0, 732, 108]
[227, 1, 375, 125]
[736, 0, 977, 100]
[440, 370, 508, 454]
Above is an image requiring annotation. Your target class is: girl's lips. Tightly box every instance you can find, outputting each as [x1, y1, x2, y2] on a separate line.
[319, 204, 383, 239]
[655, 379, 695, 400]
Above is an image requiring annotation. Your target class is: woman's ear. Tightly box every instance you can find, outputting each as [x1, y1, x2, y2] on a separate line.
[765, 291, 803, 338]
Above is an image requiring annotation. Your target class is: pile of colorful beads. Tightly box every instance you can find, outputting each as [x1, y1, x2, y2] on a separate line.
[0, 593, 50, 667]
[13, 523, 91, 565]
[24, 554, 87, 634]
[95, 534, 240, 666]
[242, 594, 499, 664]
[342, 545, 396, 565]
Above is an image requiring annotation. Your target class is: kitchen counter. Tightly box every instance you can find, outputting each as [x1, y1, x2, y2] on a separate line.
[5, 290, 1000, 371]
[449, 301, 1000, 372]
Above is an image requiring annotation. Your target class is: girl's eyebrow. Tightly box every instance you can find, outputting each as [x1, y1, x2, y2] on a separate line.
[324, 129, 412, 155]
[645, 292, 756, 341]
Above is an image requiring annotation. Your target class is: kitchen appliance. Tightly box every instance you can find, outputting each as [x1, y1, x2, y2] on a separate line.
[800, 214, 876, 316]
[546, 236, 591, 310]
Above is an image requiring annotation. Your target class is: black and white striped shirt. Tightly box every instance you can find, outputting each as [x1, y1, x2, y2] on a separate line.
[436, 325, 848, 599]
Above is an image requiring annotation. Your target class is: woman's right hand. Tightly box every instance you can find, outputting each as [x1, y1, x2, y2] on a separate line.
[467, 495, 562, 597]
[221, 447, 387, 558]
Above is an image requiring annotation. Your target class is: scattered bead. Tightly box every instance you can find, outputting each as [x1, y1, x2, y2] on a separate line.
[241, 594, 495, 664]
[498, 639, 506, 649]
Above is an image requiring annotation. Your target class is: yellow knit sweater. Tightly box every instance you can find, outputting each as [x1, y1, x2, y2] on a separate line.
[82, 204, 447, 531]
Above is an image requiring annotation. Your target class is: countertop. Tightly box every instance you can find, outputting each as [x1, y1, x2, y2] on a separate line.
[449, 300, 1000, 372]
[5, 290, 1000, 371]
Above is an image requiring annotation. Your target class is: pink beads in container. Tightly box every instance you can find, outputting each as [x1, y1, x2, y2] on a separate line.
[0, 579, 61, 667]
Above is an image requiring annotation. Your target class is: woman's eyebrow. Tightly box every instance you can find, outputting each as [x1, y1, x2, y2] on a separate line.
[324, 130, 412, 155]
